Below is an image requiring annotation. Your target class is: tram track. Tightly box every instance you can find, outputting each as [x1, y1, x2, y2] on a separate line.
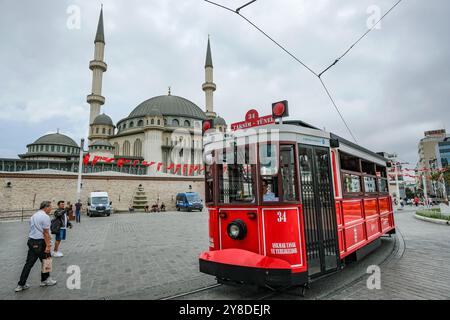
[318, 228, 406, 299]
[159, 230, 405, 301]
[159, 283, 223, 300]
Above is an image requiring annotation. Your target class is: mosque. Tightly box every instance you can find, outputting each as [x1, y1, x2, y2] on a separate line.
[0, 7, 226, 176]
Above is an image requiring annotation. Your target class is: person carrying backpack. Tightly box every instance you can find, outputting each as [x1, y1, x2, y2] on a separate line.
[52, 200, 72, 257]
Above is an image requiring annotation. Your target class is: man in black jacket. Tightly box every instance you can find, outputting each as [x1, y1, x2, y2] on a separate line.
[53, 200, 72, 257]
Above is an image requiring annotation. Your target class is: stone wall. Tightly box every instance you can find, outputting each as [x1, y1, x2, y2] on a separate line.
[0, 172, 204, 217]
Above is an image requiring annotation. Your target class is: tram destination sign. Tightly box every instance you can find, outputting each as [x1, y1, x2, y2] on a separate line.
[231, 109, 275, 131]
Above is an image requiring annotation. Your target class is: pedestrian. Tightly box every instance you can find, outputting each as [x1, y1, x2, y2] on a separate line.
[74, 199, 82, 223]
[66, 201, 74, 221]
[53, 200, 72, 257]
[15, 201, 57, 292]
[414, 196, 420, 207]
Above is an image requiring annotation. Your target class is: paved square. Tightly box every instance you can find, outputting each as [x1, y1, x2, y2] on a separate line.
[0, 211, 215, 300]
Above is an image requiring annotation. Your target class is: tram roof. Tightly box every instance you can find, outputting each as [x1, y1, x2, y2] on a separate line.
[204, 120, 388, 166]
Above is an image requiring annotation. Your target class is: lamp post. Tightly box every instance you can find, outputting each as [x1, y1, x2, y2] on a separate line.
[76, 139, 85, 203]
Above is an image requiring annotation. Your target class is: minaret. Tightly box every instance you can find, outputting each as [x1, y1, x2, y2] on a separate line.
[202, 36, 217, 119]
[87, 7, 107, 127]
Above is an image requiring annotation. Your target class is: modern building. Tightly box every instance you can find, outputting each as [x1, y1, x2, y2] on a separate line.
[436, 138, 450, 198]
[416, 129, 450, 197]
[378, 152, 406, 200]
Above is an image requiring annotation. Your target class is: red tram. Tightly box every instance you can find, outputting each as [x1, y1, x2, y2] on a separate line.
[199, 108, 395, 289]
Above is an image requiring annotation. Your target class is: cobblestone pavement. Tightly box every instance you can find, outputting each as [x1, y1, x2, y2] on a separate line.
[0, 211, 214, 300]
[322, 209, 450, 300]
[3, 208, 449, 300]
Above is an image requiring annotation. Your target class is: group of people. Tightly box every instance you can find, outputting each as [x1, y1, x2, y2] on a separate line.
[144, 202, 166, 212]
[395, 196, 434, 208]
[15, 200, 78, 293]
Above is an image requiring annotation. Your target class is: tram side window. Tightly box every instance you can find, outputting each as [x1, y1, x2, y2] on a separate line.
[260, 143, 280, 202]
[218, 146, 256, 204]
[343, 174, 361, 193]
[376, 165, 389, 194]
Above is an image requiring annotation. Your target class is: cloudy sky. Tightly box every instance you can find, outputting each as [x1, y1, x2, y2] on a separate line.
[0, 0, 449, 169]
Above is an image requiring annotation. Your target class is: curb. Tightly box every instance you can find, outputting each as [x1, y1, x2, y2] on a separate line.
[414, 214, 450, 226]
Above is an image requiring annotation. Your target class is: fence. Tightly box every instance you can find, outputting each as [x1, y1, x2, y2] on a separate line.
[0, 208, 36, 221]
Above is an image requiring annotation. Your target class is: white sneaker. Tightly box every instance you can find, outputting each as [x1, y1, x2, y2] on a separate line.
[40, 278, 57, 287]
[53, 251, 64, 257]
[14, 283, 30, 292]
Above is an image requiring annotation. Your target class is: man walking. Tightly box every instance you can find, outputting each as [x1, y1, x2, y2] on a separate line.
[15, 201, 57, 292]
[53, 200, 72, 257]
[74, 199, 82, 223]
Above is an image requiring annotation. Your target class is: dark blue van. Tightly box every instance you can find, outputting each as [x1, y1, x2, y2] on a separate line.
[176, 192, 203, 212]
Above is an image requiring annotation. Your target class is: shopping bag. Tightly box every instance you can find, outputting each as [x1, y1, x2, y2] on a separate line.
[42, 256, 53, 273]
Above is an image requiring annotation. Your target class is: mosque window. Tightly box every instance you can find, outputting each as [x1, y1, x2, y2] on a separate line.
[164, 118, 167, 125]
[184, 120, 190, 127]
[138, 120, 144, 127]
[157, 119, 161, 125]
[109, 129, 111, 135]
[123, 141, 131, 156]
[172, 119, 179, 126]
[102, 128, 106, 134]
[134, 139, 142, 157]
[151, 119, 154, 125]
[62, 146, 66, 153]
[130, 122, 134, 128]
[96, 128, 99, 134]
[123, 123, 127, 129]
[113, 143, 120, 156]
[40, 145, 44, 151]
[56, 146, 60, 152]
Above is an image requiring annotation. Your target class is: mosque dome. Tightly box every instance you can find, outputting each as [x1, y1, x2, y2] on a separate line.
[92, 113, 114, 126]
[215, 116, 227, 126]
[29, 133, 79, 148]
[126, 95, 206, 120]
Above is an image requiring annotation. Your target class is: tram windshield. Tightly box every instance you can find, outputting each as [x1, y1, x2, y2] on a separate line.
[218, 145, 256, 204]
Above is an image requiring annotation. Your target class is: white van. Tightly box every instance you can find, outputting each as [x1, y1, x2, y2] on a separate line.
[87, 192, 112, 217]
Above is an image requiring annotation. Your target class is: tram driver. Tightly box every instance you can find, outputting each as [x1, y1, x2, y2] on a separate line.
[262, 180, 279, 202]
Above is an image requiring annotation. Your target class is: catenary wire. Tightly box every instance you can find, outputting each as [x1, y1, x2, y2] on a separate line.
[204, 0, 404, 143]
[318, 0, 404, 77]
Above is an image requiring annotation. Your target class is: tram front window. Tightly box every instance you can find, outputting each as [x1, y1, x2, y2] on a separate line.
[218, 146, 256, 204]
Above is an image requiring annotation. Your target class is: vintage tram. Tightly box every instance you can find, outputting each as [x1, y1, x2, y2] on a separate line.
[199, 109, 395, 289]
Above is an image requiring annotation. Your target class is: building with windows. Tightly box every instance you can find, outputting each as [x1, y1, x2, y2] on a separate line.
[416, 129, 450, 197]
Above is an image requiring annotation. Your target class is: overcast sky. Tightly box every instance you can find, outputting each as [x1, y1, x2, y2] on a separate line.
[1, 0, 449, 170]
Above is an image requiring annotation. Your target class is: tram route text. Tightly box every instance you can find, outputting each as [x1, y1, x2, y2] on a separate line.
[179, 304, 270, 318]
[271, 242, 298, 255]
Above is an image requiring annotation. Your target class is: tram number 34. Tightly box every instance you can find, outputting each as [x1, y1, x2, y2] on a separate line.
[277, 211, 287, 223]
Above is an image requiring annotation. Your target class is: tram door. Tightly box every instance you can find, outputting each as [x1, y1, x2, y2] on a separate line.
[298, 145, 339, 277]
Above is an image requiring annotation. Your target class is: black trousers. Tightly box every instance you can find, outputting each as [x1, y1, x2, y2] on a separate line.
[18, 238, 50, 286]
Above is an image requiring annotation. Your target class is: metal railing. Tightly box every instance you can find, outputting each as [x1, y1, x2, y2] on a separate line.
[0, 208, 36, 222]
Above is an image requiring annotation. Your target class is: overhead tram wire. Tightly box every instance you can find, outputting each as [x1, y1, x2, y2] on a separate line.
[318, 0, 404, 78]
[205, 0, 359, 141]
[204, 0, 318, 77]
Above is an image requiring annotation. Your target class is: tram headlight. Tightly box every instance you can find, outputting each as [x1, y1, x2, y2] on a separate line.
[227, 219, 247, 240]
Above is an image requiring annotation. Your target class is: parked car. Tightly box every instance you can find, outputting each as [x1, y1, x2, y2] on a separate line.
[176, 192, 203, 212]
[87, 192, 112, 217]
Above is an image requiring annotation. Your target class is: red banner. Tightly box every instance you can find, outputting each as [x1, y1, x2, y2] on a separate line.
[82, 154, 204, 176]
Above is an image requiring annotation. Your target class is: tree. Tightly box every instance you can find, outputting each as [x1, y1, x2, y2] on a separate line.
[405, 188, 415, 199]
